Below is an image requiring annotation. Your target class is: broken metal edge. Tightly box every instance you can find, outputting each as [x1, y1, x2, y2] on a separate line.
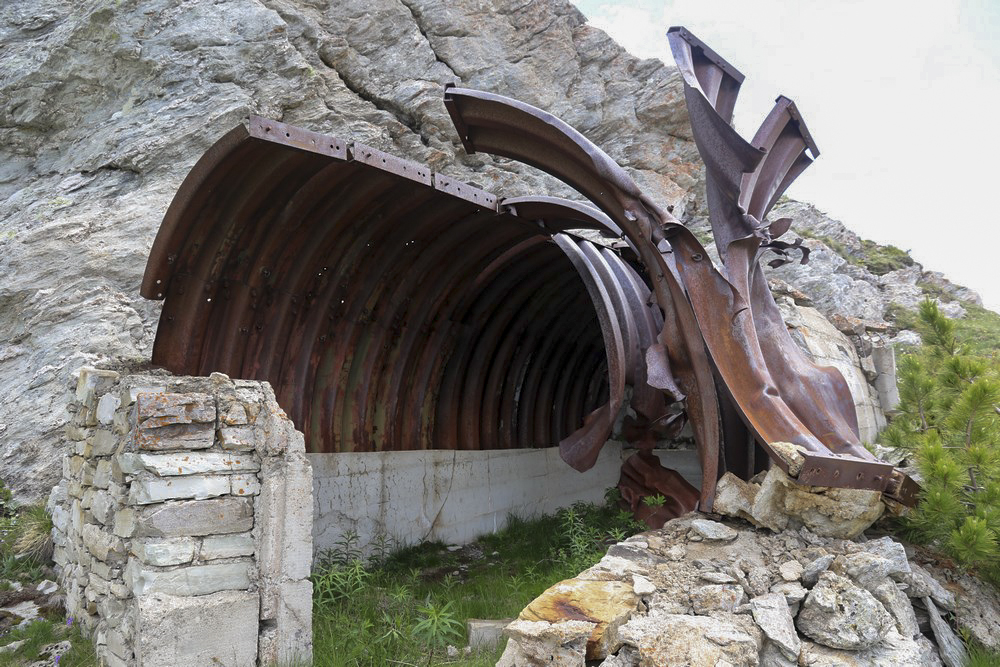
[667, 26, 746, 85]
[774, 96, 820, 159]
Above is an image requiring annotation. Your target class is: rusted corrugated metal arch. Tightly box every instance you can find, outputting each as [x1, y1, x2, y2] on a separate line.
[144, 27, 919, 513]
[142, 116, 667, 462]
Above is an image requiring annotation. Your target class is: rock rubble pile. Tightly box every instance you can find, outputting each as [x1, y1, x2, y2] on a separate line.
[497, 512, 1000, 666]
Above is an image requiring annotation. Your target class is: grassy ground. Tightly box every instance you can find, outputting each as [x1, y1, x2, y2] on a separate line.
[311, 499, 642, 667]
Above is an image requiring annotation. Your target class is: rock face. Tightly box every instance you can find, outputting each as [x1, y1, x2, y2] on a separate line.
[497, 514, 990, 667]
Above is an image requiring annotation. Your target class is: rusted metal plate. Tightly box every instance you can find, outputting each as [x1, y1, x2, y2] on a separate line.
[797, 453, 894, 492]
[433, 173, 498, 210]
[442, 31, 920, 506]
[349, 141, 432, 185]
[249, 116, 349, 160]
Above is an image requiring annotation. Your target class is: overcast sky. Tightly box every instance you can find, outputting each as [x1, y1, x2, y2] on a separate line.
[574, 0, 1000, 313]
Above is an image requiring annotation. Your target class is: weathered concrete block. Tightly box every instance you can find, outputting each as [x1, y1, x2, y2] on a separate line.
[103, 626, 130, 660]
[135, 591, 259, 667]
[131, 451, 260, 476]
[132, 391, 217, 451]
[137, 497, 254, 537]
[76, 368, 120, 404]
[200, 533, 254, 560]
[257, 579, 313, 666]
[257, 452, 313, 592]
[134, 538, 197, 566]
[81, 461, 96, 486]
[125, 559, 252, 597]
[96, 393, 120, 425]
[218, 398, 250, 426]
[123, 384, 166, 405]
[112, 507, 137, 538]
[136, 392, 216, 427]
[90, 490, 114, 525]
[88, 571, 111, 596]
[82, 524, 126, 564]
[218, 426, 256, 451]
[90, 430, 119, 457]
[51, 504, 70, 534]
[128, 474, 231, 505]
[134, 422, 214, 451]
[65, 423, 92, 442]
[93, 460, 112, 489]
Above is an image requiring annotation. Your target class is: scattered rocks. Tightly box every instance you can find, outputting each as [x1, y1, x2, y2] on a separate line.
[801, 554, 836, 587]
[796, 572, 893, 650]
[750, 593, 800, 660]
[689, 519, 738, 541]
[519, 578, 638, 660]
[690, 584, 746, 615]
[618, 612, 762, 667]
[926, 598, 968, 667]
[778, 560, 803, 581]
[750, 467, 885, 539]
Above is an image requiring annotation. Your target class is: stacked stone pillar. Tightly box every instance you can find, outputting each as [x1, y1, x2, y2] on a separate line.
[50, 368, 312, 666]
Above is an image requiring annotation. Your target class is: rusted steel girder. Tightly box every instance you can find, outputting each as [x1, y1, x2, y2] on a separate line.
[143, 27, 919, 514]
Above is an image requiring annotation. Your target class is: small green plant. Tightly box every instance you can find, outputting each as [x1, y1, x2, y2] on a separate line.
[322, 529, 363, 566]
[413, 598, 463, 664]
[642, 494, 667, 507]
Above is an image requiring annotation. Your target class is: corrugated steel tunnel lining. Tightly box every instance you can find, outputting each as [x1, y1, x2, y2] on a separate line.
[142, 116, 660, 456]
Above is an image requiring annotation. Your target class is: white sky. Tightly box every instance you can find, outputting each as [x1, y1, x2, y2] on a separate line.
[574, 0, 1000, 313]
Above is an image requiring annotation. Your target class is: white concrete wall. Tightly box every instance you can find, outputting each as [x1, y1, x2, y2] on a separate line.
[310, 443, 625, 557]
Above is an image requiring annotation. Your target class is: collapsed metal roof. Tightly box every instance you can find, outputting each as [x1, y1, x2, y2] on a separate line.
[142, 27, 918, 512]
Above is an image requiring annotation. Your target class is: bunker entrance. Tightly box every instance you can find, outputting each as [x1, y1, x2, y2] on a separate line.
[142, 29, 919, 531]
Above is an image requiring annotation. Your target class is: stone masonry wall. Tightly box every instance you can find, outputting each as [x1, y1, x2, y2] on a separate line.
[48, 368, 312, 666]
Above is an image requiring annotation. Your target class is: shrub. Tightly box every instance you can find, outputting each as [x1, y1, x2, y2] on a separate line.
[887, 300, 1000, 580]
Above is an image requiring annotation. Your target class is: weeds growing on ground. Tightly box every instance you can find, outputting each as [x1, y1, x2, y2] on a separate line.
[311, 498, 642, 666]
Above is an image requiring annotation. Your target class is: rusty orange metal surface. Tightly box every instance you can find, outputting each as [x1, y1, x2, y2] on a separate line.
[143, 27, 918, 514]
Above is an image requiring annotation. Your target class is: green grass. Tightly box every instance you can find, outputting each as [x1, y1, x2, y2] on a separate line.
[311, 499, 641, 667]
[858, 239, 913, 276]
[952, 305, 1000, 359]
[0, 619, 97, 666]
[968, 643, 1000, 666]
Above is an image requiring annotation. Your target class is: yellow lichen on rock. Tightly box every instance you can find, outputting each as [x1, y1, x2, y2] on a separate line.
[519, 578, 639, 660]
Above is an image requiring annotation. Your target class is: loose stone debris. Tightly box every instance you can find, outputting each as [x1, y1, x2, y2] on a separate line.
[496, 513, 1000, 666]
